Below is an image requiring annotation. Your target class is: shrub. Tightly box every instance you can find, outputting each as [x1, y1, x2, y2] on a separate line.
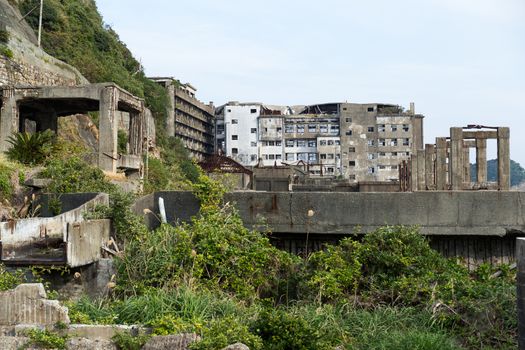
[191, 316, 263, 350]
[0, 264, 25, 291]
[0, 163, 15, 201]
[0, 29, 9, 44]
[251, 309, 329, 350]
[112, 331, 150, 350]
[6, 130, 55, 165]
[25, 328, 67, 350]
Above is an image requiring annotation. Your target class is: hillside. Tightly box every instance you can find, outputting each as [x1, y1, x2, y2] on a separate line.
[17, 0, 170, 144]
[471, 159, 525, 187]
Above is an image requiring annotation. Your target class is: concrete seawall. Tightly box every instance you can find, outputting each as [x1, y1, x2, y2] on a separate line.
[134, 191, 525, 237]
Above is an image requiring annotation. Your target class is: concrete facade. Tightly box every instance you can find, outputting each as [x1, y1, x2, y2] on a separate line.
[151, 78, 215, 160]
[0, 83, 147, 174]
[517, 237, 525, 349]
[216, 101, 423, 182]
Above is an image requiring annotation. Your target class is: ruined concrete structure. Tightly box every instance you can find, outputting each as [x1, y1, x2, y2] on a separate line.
[215, 101, 423, 182]
[0, 83, 148, 175]
[408, 126, 510, 191]
[0, 193, 110, 267]
[151, 77, 215, 160]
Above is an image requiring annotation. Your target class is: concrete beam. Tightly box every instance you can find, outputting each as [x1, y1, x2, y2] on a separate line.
[417, 149, 426, 191]
[463, 142, 471, 185]
[463, 130, 498, 139]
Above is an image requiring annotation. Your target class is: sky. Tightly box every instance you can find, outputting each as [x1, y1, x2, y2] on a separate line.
[96, 0, 525, 164]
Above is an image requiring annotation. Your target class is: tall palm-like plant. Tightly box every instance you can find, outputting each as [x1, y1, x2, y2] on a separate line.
[6, 130, 55, 165]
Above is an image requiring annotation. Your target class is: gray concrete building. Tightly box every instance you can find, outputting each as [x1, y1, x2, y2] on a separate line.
[216, 101, 424, 182]
[151, 78, 215, 160]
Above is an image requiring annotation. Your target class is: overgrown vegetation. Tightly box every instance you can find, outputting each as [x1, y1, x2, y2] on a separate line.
[23, 328, 67, 350]
[6, 130, 56, 165]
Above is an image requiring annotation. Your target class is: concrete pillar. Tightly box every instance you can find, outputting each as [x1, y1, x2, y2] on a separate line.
[476, 138, 487, 183]
[417, 149, 426, 191]
[435, 137, 448, 190]
[0, 89, 19, 152]
[425, 144, 435, 190]
[166, 83, 175, 138]
[98, 87, 119, 173]
[463, 143, 471, 187]
[450, 127, 464, 190]
[497, 127, 510, 190]
[517, 237, 525, 349]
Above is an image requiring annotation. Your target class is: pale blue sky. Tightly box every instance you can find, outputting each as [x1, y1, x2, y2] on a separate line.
[97, 0, 525, 164]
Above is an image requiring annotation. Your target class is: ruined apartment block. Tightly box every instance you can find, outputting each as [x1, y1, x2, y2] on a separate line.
[151, 78, 215, 160]
[216, 101, 424, 182]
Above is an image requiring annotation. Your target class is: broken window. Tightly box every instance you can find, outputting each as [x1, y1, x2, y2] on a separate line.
[232, 135, 238, 140]
[277, 127, 282, 132]
[390, 139, 398, 146]
[349, 174, 356, 180]
[349, 147, 356, 152]
[251, 128, 257, 133]
[297, 125, 305, 133]
[298, 153, 308, 161]
[319, 140, 327, 146]
[268, 141, 275, 146]
[276, 141, 282, 146]
[349, 160, 356, 166]
[345, 131, 353, 136]
[232, 148, 238, 154]
[368, 167, 375, 174]
[251, 141, 257, 147]
[403, 138, 410, 146]
[286, 153, 295, 161]
[390, 165, 398, 170]
[320, 154, 327, 160]
[297, 140, 306, 147]
[378, 165, 386, 170]
[227, 109, 232, 113]
[309, 124, 317, 132]
[232, 119, 238, 124]
[367, 153, 376, 160]
[268, 154, 275, 160]
[368, 140, 375, 146]
[335, 140, 340, 145]
[308, 140, 317, 147]
[327, 154, 335, 160]
[250, 154, 257, 161]
[327, 167, 334, 173]
[367, 107, 374, 112]
[285, 125, 294, 133]
[276, 154, 282, 160]
[392, 152, 398, 157]
[286, 140, 294, 147]
[346, 117, 352, 123]
[330, 125, 339, 134]
[368, 126, 375, 132]
[250, 108, 257, 114]
[391, 125, 398, 132]
[379, 139, 386, 146]
[379, 152, 386, 157]
[308, 153, 317, 161]
[320, 125, 328, 133]
[378, 124, 386, 132]
[403, 124, 409, 132]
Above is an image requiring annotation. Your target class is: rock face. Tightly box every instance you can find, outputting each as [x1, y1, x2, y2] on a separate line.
[142, 333, 201, 350]
[0, 283, 70, 326]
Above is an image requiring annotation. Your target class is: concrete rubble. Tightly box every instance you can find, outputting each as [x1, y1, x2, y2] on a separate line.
[142, 333, 201, 350]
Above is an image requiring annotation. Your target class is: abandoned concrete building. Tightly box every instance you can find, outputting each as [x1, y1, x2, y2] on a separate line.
[0, 83, 150, 176]
[151, 77, 215, 160]
[215, 101, 423, 182]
